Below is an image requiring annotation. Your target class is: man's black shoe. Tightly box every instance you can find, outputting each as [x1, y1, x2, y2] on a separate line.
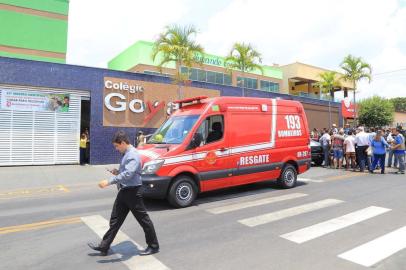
[139, 246, 159, 256]
[88, 242, 109, 256]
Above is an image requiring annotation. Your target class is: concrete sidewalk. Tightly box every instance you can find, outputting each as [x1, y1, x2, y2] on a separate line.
[0, 164, 119, 190]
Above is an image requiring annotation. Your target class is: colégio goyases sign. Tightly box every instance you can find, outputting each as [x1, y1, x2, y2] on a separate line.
[103, 77, 219, 128]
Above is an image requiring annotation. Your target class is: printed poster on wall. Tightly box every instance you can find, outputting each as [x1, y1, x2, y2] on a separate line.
[0, 89, 70, 112]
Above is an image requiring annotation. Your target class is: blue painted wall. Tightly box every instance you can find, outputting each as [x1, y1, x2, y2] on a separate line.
[0, 57, 342, 165]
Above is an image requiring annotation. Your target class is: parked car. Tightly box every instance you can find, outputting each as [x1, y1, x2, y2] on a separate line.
[310, 139, 323, 166]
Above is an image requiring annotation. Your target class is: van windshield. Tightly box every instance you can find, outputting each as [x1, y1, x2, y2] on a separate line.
[148, 115, 200, 144]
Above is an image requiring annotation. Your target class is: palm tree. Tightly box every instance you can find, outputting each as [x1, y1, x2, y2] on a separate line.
[316, 71, 341, 127]
[340, 55, 372, 127]
[152, 25, 204, 99]
[316, 71, 341, 100]
[224, 43, 263, 97]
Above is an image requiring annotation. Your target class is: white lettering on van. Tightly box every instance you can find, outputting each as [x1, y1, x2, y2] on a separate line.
[278, 129, 302, 137]
[239, 154, 270, 166]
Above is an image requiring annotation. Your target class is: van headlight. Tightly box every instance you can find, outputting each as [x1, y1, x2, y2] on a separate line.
[142, 159, 165, 174]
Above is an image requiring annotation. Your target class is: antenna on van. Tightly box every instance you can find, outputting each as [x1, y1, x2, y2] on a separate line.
[174, 96, 208, 109]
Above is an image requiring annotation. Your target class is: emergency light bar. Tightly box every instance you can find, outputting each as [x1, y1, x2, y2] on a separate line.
[174, 96, 208, 108]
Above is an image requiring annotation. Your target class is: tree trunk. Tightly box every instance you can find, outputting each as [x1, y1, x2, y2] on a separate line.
[242, 68, 245, 97]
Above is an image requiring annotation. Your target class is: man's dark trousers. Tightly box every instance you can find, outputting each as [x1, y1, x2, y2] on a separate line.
[100, 186, 159, 250]
[356, 145, 368, 172]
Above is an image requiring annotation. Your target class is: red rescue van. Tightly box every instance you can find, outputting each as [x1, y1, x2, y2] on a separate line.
[138, 96, 311, 207]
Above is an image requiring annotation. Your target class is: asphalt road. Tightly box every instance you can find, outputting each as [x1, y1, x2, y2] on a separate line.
[1, 165, 406, 270]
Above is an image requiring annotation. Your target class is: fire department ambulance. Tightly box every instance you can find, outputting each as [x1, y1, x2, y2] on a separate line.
[138, 96, 311, 207]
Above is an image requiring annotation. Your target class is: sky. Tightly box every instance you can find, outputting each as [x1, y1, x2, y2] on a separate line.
[67, 0, 406, 99]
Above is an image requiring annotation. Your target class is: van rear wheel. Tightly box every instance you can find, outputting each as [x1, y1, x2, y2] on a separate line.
[168, 175, 197, 208]
[278, 164, 297, 188]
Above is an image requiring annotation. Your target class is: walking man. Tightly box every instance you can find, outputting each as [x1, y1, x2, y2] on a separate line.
[88, 130, 159, 256]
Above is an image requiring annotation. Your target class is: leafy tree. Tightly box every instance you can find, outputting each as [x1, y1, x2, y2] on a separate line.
[390, 97, 406, 112]
[152, 25, 204, 99]
[316, 71, 341, 99]
[224, 43, 263, 96]
[340, 55, 372, 126]
[358, 96, 394, 127]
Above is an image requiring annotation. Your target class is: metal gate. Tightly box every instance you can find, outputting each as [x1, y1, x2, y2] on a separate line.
[0, 86, 89, 166]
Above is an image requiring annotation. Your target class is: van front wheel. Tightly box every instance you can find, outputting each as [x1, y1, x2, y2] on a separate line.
[278, 164, 297, 189]
[168, 175, 197, 208]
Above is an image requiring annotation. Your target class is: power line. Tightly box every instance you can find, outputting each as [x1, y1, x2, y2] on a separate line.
[373, 68, 406, 76]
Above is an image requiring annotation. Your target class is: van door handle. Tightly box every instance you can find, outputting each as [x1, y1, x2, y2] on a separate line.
[220, 147, 228, 152]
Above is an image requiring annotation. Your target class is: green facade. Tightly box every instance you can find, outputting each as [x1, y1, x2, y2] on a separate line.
[0, 0, 69, 63]
[109, 41, 176, 71]
[0, 0, 69, 15]
[108, 40, 283, 80]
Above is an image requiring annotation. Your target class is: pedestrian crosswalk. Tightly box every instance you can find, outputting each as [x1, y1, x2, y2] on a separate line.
[205, 192, 405, 268]
[280, 206, 391, 244]
[238, 198, 344, 227]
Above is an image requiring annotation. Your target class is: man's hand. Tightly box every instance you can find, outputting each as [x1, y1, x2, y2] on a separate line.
[107, 168, 119, 175]
[98, 180, 109, 189]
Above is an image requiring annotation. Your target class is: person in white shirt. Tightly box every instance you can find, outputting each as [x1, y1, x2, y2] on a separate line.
[319, 129, 331, 167]
[355, 127, 370, 172]
[344, 130, 356, 170]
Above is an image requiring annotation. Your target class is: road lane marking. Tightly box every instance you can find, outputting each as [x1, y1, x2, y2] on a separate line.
[0, 185, 70, 200]
[206, 193, 308, 214]
[297, 178, 324, 183]
[325, 172, 365, 181]
[281, 206, 391, 243]
[238, 199, 344, 227]
[81, 215, 169, 270]
[0, 217, 81, 235]
[338, 225, 406, 267]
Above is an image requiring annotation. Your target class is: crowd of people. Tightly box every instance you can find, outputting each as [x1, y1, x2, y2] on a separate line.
[311, 124, 406, 174]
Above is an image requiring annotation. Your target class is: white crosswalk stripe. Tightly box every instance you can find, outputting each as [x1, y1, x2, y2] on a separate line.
[338, 225, 406, 267]
[297, 178, 324, 183]
[238, 198, 344, 227]
[81, 215, 169, 270]
[280, 206, 391, 244]
[206, 193, 308, 214]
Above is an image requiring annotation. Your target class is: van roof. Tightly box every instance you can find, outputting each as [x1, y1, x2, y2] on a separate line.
[174, 96, 303, 115]
[204, 96, 302, 107]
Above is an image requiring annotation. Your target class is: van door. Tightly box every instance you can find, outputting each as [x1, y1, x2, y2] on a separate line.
[228, 110, 280, 186]
[192, 114, 232, 192]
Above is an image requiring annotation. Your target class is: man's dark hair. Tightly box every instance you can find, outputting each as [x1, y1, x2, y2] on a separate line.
[112, 130, 130, 144]
[348, 130, 353, 135]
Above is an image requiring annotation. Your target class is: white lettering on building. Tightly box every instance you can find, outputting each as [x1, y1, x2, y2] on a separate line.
[104, 93, 145, 113]
[104, 80, 144, 93]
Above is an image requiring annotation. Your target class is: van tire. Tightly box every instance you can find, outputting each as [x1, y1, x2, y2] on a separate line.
[278, 164, 297, 189]
[167, 175, 197, 208]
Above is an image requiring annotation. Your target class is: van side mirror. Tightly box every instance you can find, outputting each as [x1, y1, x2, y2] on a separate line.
[187, 133, 203, 150]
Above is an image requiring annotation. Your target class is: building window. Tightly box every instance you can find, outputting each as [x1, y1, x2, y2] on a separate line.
[207, 71, 216, 84]
[224, 74, 232, 85]
[237, 76, 258, 89]
[190, 68, 198, 81]
[180, 66, 233, 87]
[198, 69, 206, 82]
[215, 72, 224, 85]
[260, 80, 280, 92]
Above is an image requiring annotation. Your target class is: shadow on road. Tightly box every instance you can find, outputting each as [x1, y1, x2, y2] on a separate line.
[143, 180, 307, 211]
[94, 241, 140, 263]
